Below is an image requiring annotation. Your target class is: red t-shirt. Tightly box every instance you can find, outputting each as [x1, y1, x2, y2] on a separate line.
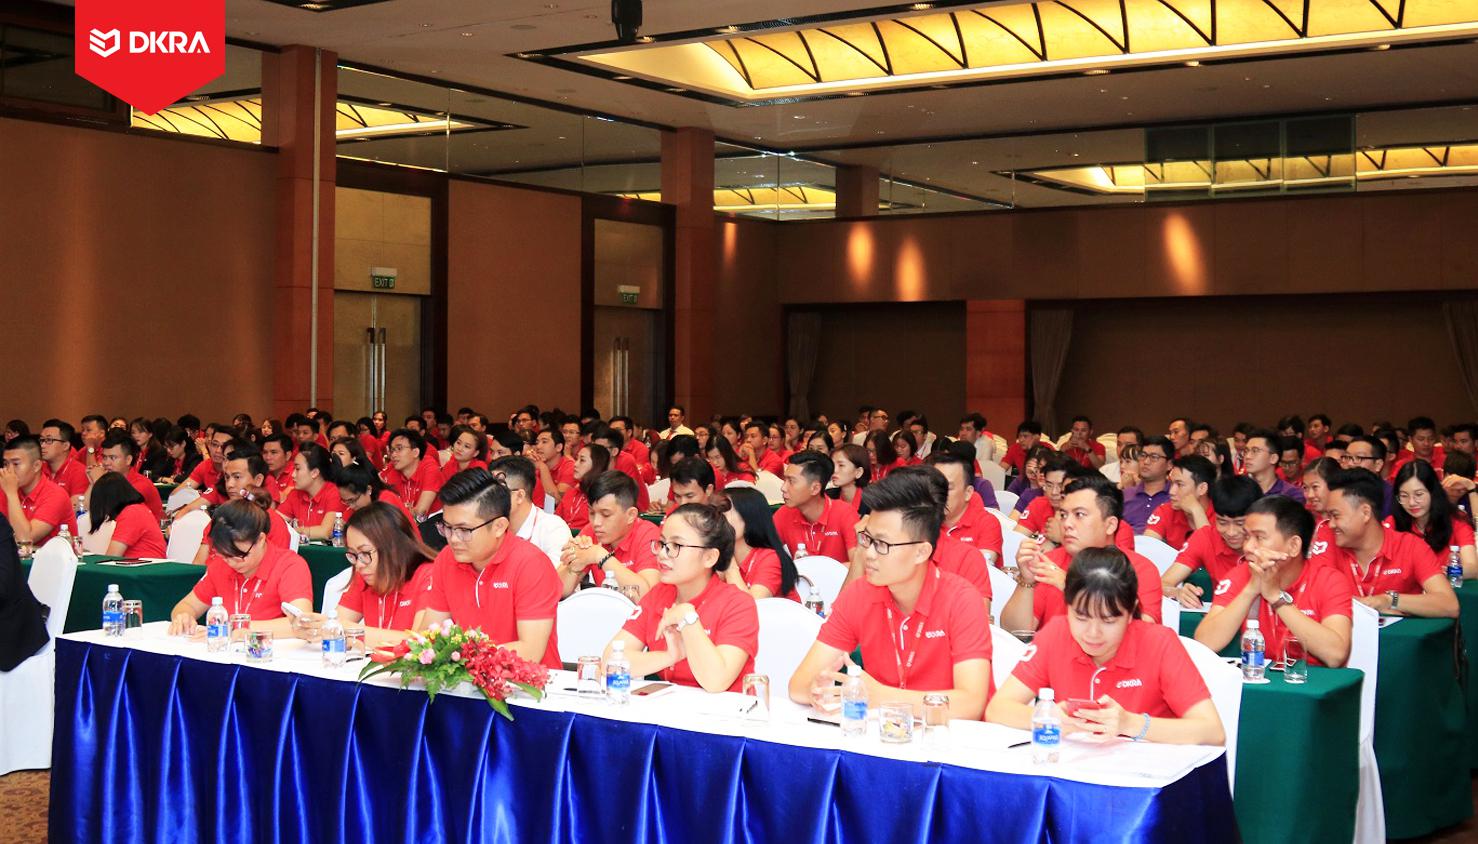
[533, 457, 577, 510]
[736, 547, 799, 601]
[756, 449, 786, 477]
[610, 452, 652, 511]
[191, 544, 313, 618]
[108, 502, 165, 558]
[1011, 616, 1211, 718]
[421, 536, 562, 668]
[440, 458, 488, 483]
[279, 483, 342, 529]
[1018, 496, 1055, 534]
[621, 576, 759, 692]
[188, 460, 221, 493]
[577, 518, 662, 587]
[1062, 440, 1107, 468]
[1211, 560, 1353, 666]
[1032, 547, 1163, 627]
[556, 486, 589, 531]
[42, 459, 89, 499]
[934, 533, 992, 602]
[1145, 500, 1215, 550]
[1311, 525, 1443, 597]
[945, 492, 1004, 561]
[125, 471, 164, 521]
[1173, 525, 1244, 585]
[818, 565, 992, 691]
[264, 468, 292, 501]
[383, 458, 444, 511]
[1001, 440, 1053, 473]
[1, 477, 76, 544]
[338, 563, 434, 630]
[773, 497, 859, 564]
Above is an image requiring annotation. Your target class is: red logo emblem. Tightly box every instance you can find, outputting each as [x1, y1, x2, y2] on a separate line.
[74, 0, 224, 115]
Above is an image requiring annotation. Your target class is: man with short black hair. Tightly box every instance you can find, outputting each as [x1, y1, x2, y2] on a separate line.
[0, 436, 76, 544]
[1168, 417, 1194, 457]
[999, 419, 1047, 475]
[78, 414, 108, 468]
[609, 416, 653, 484]
[1307, 413, 1332, 450]
[488, 455, 571, 567]
[1392, 416, 1445, 473]
[1122, 435, 1174, 533]
[1145, 454, 1217, 550]
[260, 434, 294, 501]
[668, 457, 716, 508]
[1061, 415, 1106, 469]
[381, 428, 443, 519]
[90, 430, 164, 520]
[557, 471, 662, 598]
[928, 446, 1003, 566]
[1244, 429, 1306, 503]
[957, 412, 995, 465]
[775, 451, 860, 570]
[530, 428, 575, 509]
[1453, 423, 1478, 457]
[659, 405, 694, 441]
[590, 424, 651, 511]
[39, 419, 89, 499]
[1162, 475, 1260, 608]
[740, 421, 785, 476]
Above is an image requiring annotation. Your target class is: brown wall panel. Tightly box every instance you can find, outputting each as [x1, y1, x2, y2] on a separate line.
[712, 217, 783, 417]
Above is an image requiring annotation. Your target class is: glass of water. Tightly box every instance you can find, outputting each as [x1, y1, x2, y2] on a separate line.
[228, 614, 253, 654]
[576, 656, 604, 696]
[245, 631, 274, 663]
[1283, 636, 1308, 684]
[122, 600, 144, 632]
[742, 673, 770, 720]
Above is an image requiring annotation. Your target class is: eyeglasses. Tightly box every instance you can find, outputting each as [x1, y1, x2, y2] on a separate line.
[389, 444, 415, 454]
[1138, 452, 1168, 463]
[1346, 453, 1379, 463]
[651, 538, 712, 558]
[857, 530, 928, 556]
[345, 547, 378, 566]
[218, 538, 261, 562]
[37, 437, 66, 445]
[1244, 447, 1274, 457]
[435, 514, 502, 542]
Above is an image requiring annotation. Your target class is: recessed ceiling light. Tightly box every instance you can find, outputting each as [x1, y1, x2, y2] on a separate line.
[299, 2, 329, 9]
[420, 23, 432, 28]
[971, 160, 978, 164]
[716, 25, 740, 34]
[1184, 60, 1201, 67]
[612, 75, 632, 80]
[1084, 68, 1109, 76]
[460, 31, 474, 37]
[665, 87, 685, 92]
[515, 52, 534, 58]
[792, 114, 805, 119]
[911, 2, 933, 9]
[636, 35, 654, 43]
[1373, 43, 1391, 50]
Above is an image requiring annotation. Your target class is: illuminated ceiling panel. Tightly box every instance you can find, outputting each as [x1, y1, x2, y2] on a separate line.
[554, 0, 1478, 103]
[613, 184, 921, 216]
[131, 95, 513, 144]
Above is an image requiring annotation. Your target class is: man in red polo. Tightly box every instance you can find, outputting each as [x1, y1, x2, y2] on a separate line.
[530, 428, 576, 510]
[261, 434, 294, 501]
[91, 430, 164, 520]
[740, 421, 786, 477]
[558, 471, 662, 598]
[590, 425, 651, 512]
[180, 425, 233, 501]
[928, 447, 1003, 567]
[774, 451, 859, 571]
[788, 470, 992, 721]
[1014, 454, 1074, 536]
[0, 436, 76, 545]
[1161, 474, 1260, 608]
[1060, 416, 1107, 469]
[39, 419, 89, 500]
[77, 414, 108, 469]
[1196, 496, 1352, 666]
[1312, 468, 1456, 618]
[417, 469, 560, 668]
[609, 417, 655, 485]
[1391, 416, 1446, 473]
[1000, 474, 1163, 632]
[382, 428, 444, 520]
[1144, 454, 1216, 551]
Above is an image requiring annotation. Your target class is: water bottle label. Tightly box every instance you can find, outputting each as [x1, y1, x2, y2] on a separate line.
[843, 700, 868, 721]
[1242, 649, 1265, 668]
[1032, 724, 1061, 746]
[207, 623, 229, 639]
[102, 611, 123, 625]
[322, 638, 346, 654]
[607, 672, 631, 692]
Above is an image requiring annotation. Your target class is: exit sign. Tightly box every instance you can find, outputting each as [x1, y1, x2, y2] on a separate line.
[370, 266, 397, 289]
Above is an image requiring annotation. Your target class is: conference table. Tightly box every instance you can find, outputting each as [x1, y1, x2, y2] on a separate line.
[50, 625, 1236, 843]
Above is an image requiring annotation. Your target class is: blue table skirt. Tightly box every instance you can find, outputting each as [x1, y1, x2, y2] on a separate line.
[51, 639, 1236, 843]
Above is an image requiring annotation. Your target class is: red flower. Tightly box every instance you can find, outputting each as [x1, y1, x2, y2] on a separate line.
[369, 640, 411, 664]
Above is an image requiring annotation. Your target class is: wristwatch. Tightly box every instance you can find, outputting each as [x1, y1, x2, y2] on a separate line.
[1269, 591, 1294, 613]
[676, 610, 700, 630]
[1387, 590, 1401, 611]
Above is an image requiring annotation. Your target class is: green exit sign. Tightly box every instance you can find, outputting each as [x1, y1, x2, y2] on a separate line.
[370, 266, 397, 290]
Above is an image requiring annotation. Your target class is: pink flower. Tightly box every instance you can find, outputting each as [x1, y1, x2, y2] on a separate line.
[418, 649, 436, 665]
[451, 650, 462, 662]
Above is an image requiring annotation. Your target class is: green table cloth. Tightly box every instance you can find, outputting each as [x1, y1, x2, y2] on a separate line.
[297, 543, 351, 610]
[1457, 581, 1478, 770]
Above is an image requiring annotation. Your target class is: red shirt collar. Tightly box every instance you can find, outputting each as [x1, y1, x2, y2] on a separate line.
[1070, 616, 1146, 670]
[868, 562, 943, 620]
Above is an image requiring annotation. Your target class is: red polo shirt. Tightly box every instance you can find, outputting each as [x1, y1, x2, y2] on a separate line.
[1312, 524, 1443, 598]
[1011, 616, 1211, 718]
[358, 432, 386, 470]
[756, 449, 785, 477]
[1018, 496, 1055, 534]
[264, 467, 292, 501]
[338, 563, 434, 630]
[611, 452, 652, 510]
[279, 482, 342, 529]
[716, 468, 756, 489]
[1382, 514, 1476, 555]
[550, 456, 577, 489]
[934, 533, 992, 602]
[382, 457, 444, 511]
[42, 459, 89, 499]
[1211, 560, 1353, 666]
[124, 471, 164, 521]
[736, 547, 799, 601]
[108, 502, 165, 558]
[422, 535, 562, 668]
[1309, 520, 1336, 558]
[818, 565, 992, 691]
[440, 458, 487, 483]
[577, 517, 662, 587]
[556, 486, 589, 531]
[1001, 440, 1052, 473]
[945, 492, 1004, 561]
[1145, 500, 1215, 550]
[188, 460, 221, 493]
[1032, 547, 1164, 627]
[1062, 440, 1106, 468]
[623, 439, 655, 485]
[204, 509, 293, 550]
[2, 477, 76, 543]
[1392, 446, 1447, 472]
[192, 544, 313, 619]
[773, 497, 859, 564]
[1173, 525, 1244, 584]
[622, 575, 759, 691]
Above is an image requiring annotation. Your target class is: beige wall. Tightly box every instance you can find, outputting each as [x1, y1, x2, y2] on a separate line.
[0, 117, 276, 424]
[334, 187, 431, 295]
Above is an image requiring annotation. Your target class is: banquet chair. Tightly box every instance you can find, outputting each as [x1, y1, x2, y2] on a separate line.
[164, 508, 210, 563]
[556, 588, 637, 663]
[1348, 601, 1384, 843]
[990, 434, 1009, 458]
[989, 626, 1027, 689]
[994, 490, 1019, 515]
[754, 598, 824, 687]
[1160, 597, 1181, 632]
[1179, 636, 1242, 793]
[999, 528, 1025, 572]
[1100, 462, 1122, 483]
[76, 512, 116, 555]
[753, 471, 784, 506]
[0, 538, 78, 774]
[1134, 535, 1180, 575]
[978, 460, 1007, 493]
[320, 567, 353, 617]
[274, 509, 300, 552]
[647, 478, 670, 508]
[793, 556, 847, 609]
[1097, 433, 1119, 464]
[165, 485, 199, 513]
[986, 563, 1016, 622]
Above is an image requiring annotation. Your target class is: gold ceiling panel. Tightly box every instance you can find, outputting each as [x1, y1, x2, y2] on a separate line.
[133, 97, 490, 144]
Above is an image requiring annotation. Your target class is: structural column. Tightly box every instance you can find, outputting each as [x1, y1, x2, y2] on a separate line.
[661, 127, 716, 420]
[262, 45, 337, 418]
[965, 300, 1027, 434]
[835, 164, 880, 218]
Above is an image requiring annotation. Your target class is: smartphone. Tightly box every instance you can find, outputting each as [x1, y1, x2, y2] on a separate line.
[631, 682, 674, 697]
[1062, 698, 1097, 717]
[280, 601, 305, 618]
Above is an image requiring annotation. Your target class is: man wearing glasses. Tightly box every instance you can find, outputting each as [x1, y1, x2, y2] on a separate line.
[787, 471, 992, 723]
[168, 500, 312, 636]
[1243, 429, 1306, 504]
[0, 436, 76, 545]
[38, 419, 89, 499]
[1339, 436, 1395, 518]
[419, 469, 562, 668]
[1122, 435, 1175, 534]
[381, 428, 444, 521]
[487, 455, 570, 568]
[1014, 455, 1075, 537]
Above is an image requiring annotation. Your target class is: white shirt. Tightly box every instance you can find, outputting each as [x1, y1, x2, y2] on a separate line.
[659, 425, 694, 440]
[514, 506, 571, 567]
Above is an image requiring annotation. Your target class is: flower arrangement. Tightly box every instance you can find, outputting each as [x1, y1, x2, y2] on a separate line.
[359, 620, 550, 720]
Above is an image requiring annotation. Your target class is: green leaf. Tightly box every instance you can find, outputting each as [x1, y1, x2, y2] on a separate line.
[489, 696, 512, 721]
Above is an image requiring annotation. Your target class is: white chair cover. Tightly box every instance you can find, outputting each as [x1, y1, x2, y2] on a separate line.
[1134, 535, 1180, 575]
[1348, 601, 1384, 843]
[647, 478, 670, 508]
[274, 509, 300, 552]
[77, 512, 116, 555]
[555, 588, 637, 663]
[1179, 636, 1242, 794]
[990, 625, 1028, 689]
[1098, 433, 1119, 464]
[1, 538, 79, 774]
[986, 564, 1017, 624]
[994, 490, 1019, 515]
[1100, 462, 1122, 483]
[164, 508, 210, 563]
[1160, 596, 1181, 632]
[753, 471, 785, 506]
[754, 597, 824, 688]
[320, 566, 353, 617]
[978, 461, 1007, 493]
[1000, 527, 1026, 573]
[990, 434, 1008, 458]
[165, 485, 200, 513]
[793, 556, 847, 610]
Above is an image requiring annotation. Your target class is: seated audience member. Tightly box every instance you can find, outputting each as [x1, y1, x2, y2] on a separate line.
[531, 428, 576, 508]
[1144, 455, 1216, 550]
[1313, 468, 1457, 618]
[335, 460, 414, 525]
[292, 415, 325, 450]
[788, 470, 992, 720]
[891, 431, 922, 468]
[157, 425, 204, 485]
[558, 471, 662, 598]
[1442, 452, 1478, 521]
[0, 436, 76, 546]
[177, 424, 233, 505]
[1161, 475, 1260, 608]
[783, 417, 804, 454]
[1322, 438, 1348, 466]
[1390, 461, 1477, 580]
[999, 474, 1163, 633]
[187, 446, 295, 562]
[1061, 416, 1107, 468]
[1307, 413, 1332, 451]
[2, 420, 28, 444]
[828, 443, 871, 514]
[168, 499, 313, 635]
[1121, 436, 1174, 533]
[865, 430, 902, 480]
[382, 428, 444, 520]
[807, 431, 834, 455]
[605, 503, 758, 693]
[1276, 415, 1323, 464]
[609, 416, 655, 485]
[1392, 416, 1445, 473]
[1113, 443, 1142, 489]
[280, 443, 341, 540]
[1276, 436, 1306, 485]
[1007, 446, 1051, 501]
[719, 486, 799, 600]
[129, 418, 169, 479]
[702, 429, 755, 488]
[907, 415, 935, 459]
[988, 548, 1225, 746]
[1451, 423, 1477, 456]
[1000, 419, 1048, 475]
[1243, 429, 1306, 503]
[888, 466, 992, 613]
[667, 456, 717, 511]
[441, 423, 489, 481]
[590, 425, 653, 511]
[1013, 454, 1075, 536]
[39, 419, 89, 498]
[930, 446, 1003, 566]
[329, 436, 369, 470]
[957, 411, 996, 466]
[88, 430, 164, 520]
[775, 451, 860, 569]
[487, 455, 570, 567]
[659, 404, 695, 440]
[260, 434, 294, 500]
[1195, 496, 1352, 666]
[77, 414, 108, 468]
[555, 445, 609, 531]
[740, 421, 786, 477]
[87, 472, 166, 558]
[1340, 435, 1395, 517]
[1167, 417, 1195, 458]
[418, 470, 561, 667]
[936, 439, 1001, 511]
[1302, 457, 1340, 539]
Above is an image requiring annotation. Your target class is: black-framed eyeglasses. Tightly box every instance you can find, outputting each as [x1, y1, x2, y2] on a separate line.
[858, 531, 928, 556]
[1138, 452, 1168, 462]
[345, 547, 378, 566]
[436, 514, 502, 542]
[37, 437, 66, 445]
[218, 536, 262, 562]
[651, 538, 712, 558]
[1346, 454, 1378, 463]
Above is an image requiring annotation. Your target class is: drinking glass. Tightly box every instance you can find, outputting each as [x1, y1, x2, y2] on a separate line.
[1284, 636, 1308, 684]
[245, 631, 274, 663]
[879, 702, 915, 744]
[576, 656, 604, 695]
[122, 600, 144, 631]
[345, 627, 367, 662]
[228, 614, 253, 654]
[742, 673, 771, 720]
[922, 693, 950, 745]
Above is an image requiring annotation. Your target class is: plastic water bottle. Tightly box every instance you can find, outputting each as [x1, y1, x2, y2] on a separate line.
[1241, 620, 1266, 681]
[804, 587, 826, 617]
[205, 598, 229, 652]
[331, 512, 345, 548]
[794, 542, 809, 559]
[102, 584, 125, 637]
[840, 664, 868, 737]
[73, 495, 86, 523]
[1032, 688, 1062, 764]
[606, 640, 631, 705]
[320, 613, 346, 667]
[1448, 547, 1464, 589]
[59, 524, 83, 557]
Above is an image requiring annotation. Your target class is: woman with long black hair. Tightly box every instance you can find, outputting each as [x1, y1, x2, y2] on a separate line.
[1391, 460, 1477, 579]
[719, 486, 799, 601]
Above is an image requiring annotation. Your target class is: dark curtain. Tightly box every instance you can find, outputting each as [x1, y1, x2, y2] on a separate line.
[1030, 309, 1075, 435]
[787, 311, 821, 422]
[1444, 301, 1478, 415]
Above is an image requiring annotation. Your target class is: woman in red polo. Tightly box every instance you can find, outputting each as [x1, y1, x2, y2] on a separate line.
[87, 472, 165, 558]
[556, 445, 609, 532]
[280, 443, 341, 541]
[1390, 461, 1476, 580]
[987, 547, 1225, 745]
[334, 502, 435, 647]
[441, 424, 489, 482]
[719, 487, 800, 601]
[168, 499, 313, 636]
[605, 503, 758, 693]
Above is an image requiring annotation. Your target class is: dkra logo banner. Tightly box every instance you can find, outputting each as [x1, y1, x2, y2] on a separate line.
[74, 0, 225, 115]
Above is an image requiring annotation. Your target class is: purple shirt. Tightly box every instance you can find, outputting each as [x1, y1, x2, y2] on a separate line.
[1014, 487, 1043, 515]
[1007, 475, 1035, 496]
[1123, 483, 1171, 534]
[1262, 477, 1307, 505]
[972, 478, 1000, 510]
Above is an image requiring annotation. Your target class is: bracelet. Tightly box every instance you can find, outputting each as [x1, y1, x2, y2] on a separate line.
[599, 551, 616, 569]
[1131, 713, 1151, 742]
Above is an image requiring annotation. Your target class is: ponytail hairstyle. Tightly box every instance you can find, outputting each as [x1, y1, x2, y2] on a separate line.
[670, 503, 736, 572]
[1063, 547, 1141, 620]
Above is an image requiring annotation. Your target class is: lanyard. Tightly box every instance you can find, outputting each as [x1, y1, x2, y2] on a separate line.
[233, 575, 263, 615]
[376, 588, 402, 630]
[1347, 554, 1381, 598]
[883, 568, 939, 690]
[1265, 575, 1311, 640]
